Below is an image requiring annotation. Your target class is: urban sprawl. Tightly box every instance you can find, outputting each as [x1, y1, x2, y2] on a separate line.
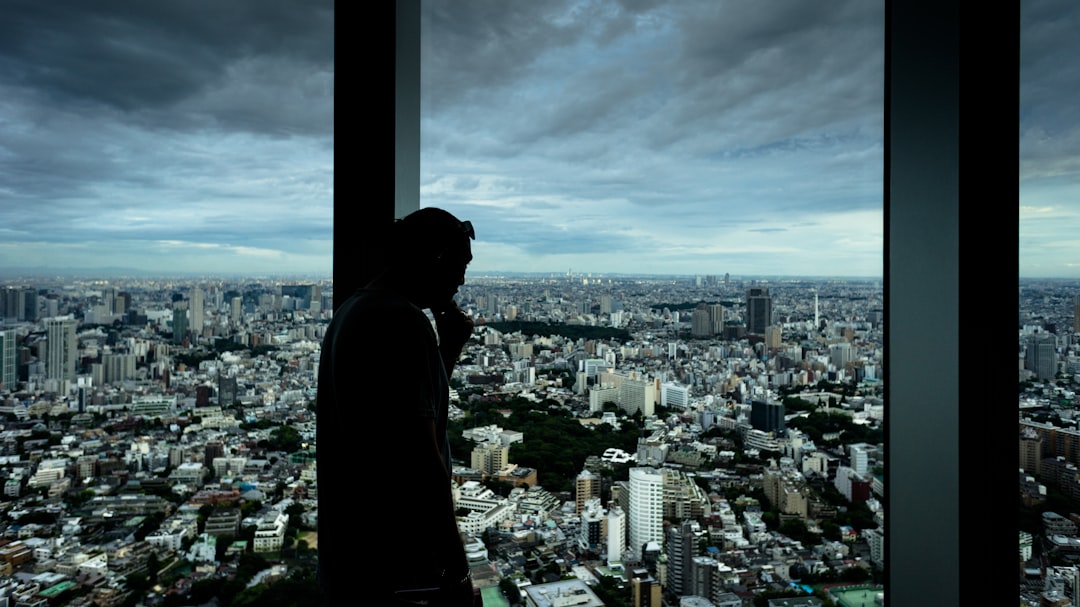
[0, 273, 885, 607]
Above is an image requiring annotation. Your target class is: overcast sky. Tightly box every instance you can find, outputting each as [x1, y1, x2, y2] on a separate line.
[6, 1, 1018, 279]
[1020, 0, 1080, 279]
[421, 0, 883, 277]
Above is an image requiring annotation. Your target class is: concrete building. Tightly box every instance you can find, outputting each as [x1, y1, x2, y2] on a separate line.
[0, 330, 16, 389]
[576, 469, 601, 514]
[45, 316, 77, 383]
[746, 287, 772, 336]
[629, 467, 664, 559]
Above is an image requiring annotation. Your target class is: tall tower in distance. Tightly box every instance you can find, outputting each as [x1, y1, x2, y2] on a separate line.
[1074, 294, 1080, 334]
[745, 287, 772, 336]
[0, 330, 16, 389]
[191, 288, 204, 341]
[45, 316, 77, 382]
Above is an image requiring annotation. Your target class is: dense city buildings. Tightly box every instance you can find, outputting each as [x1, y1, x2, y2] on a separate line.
[0, 272, 884, 605]
[1018, 279, 1080, 606]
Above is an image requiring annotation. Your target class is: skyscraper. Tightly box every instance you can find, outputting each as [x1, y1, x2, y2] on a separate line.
[172, 303, 188, 345]
[45, 316, 77, 383]
[628, 467, 664, 559]
[191, 288, 204, 339]
[0, 330, 16, 389]
[745, 287, 772, 336]
[1026, 333, 1058, 381]
[1074, 295, 1080, 334]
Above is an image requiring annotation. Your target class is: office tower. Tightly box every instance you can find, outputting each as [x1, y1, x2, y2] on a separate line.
[750, 399, 785, 434]
[607, 504, 626, 565]
[850, 444, 869, 476]
[230, 297, 243, 324]
[0, 288, 17, 320]
[45, 316, 77, 383]
[745, 287, 772, 335]
[814, 290, 820, 330]
[628, 467, 664, 559]
[191, 288, 204, 338]
[576, 469, 602, 514]
[765, 325, 782, 350]
[1026, 333, 1058, 381]
[0, 331, 15, 389]
[76, 376, 92, 413]
[21, 289, 38, 322]
[600, 295, 613, 315]
[830, 341, 853, 368]
[691, 304, 711, 337]
[1074, 295, 1080, 334]
[218, 375, 238, 406]
[709, 303, 725, 334]
[115, 291, 131, 315]
[172, 304, 188, 344]
[102, 353, 136, 384]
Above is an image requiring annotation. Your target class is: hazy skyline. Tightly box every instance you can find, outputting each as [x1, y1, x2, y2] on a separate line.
[23, 3, 1080, 279]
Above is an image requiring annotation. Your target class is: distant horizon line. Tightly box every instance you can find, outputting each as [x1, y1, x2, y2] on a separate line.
[0, 266, 887, 282]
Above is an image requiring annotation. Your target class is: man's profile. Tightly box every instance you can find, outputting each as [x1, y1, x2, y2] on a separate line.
[316, 207, 480, 605]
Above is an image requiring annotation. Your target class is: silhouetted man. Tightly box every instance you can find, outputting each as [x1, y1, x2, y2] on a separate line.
[317, 207, 480, 605]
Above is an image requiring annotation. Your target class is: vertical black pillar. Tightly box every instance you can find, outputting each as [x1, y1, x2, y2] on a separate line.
[888, 1, 959, 604]
[332, 1, 419, 311]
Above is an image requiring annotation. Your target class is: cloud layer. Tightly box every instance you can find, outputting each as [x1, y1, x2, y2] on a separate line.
[0, 1, 899, 277]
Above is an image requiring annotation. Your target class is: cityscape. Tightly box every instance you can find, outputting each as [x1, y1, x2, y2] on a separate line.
[1019, 279, 1080, 607]
[0, 272, 884, 606]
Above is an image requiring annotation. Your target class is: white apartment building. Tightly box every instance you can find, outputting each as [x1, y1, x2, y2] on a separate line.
[253, 512, 289, 553]
[606, 504, 626, 565]
[628, 467, 664, 559]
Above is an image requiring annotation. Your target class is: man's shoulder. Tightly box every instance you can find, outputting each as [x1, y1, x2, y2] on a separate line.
[329, 289, 432, 336]
[340, 289, 423, 317]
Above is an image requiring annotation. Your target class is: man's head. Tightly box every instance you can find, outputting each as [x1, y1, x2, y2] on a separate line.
[385, 207, 474, 309]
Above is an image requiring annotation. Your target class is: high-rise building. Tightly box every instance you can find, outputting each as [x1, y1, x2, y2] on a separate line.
[750, 399, 785, 434]
[21, 289, 38, 322]
[606, 503, 626, 565]
[628, 467, 664, 559]
[172, 304, 188, 345]
[1075, 295, 1080, 334]
[0, 331, 16, 389]
[691, 304, 712, 337]
[709, 304, 725, 334]
[665, 520, 698, 596]
[45, 316, 77, 383]
[191, 288, 204, 339]
[230, 297, 243, 324]
[576, 469, 602, 514]
[1026, 333, 1058, 381]
[745, 287, 772, 336]
[218, 375, 238, 406]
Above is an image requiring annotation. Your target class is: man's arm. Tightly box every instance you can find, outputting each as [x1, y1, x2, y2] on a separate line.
[433, 302, 474, 378]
